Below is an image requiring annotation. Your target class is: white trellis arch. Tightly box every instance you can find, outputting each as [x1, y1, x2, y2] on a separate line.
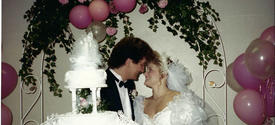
[20, 14, 228, 125]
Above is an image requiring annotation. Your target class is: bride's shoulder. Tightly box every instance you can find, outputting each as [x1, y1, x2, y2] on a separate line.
[172, 91, 180, 97]
[169, 90, 204, 108]
[169, 91, 207, 125]
[168, 90, 180, 102]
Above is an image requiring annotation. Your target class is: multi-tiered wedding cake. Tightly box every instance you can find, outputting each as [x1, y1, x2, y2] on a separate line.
[41, 33, 138, 125]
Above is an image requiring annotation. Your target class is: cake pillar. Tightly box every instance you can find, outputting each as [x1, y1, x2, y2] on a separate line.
[70, 88, 77, 114]
[91, 88, 97, 114]
[97, 88, 101, 100]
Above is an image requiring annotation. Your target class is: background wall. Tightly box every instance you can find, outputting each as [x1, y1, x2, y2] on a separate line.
[2, 0, 274, 125]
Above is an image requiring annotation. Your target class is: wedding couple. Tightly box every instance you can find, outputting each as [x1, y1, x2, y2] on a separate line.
[101, 37, 207, 125]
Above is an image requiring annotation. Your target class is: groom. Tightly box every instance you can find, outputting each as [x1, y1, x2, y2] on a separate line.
[100, 36, 154, 120]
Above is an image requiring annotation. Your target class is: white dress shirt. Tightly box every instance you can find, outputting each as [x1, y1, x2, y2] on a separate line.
[110, 69, 132, 119]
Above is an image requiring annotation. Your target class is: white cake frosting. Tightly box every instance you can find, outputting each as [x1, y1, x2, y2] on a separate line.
[41, 111, 138, 125]
[64, 33, 107, 88]
[65, 68, 106, 88]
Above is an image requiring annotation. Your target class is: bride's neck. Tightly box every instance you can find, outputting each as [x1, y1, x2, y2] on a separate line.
[151, 85, 170, 100]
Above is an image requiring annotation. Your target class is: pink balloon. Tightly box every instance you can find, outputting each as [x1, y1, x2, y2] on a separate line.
[245, 39, 275, 80]
[260, 26, 275, 45]
[88, 0, 109, 21]
[1, 103, 12, 125]
[260, 77, 275, 117]
[113, 0, 136, 13]
[2, 62, 18, 99]
[69, 5, 92, 29]
[233, 54, 262, 91]
[233, 89, 266, 125]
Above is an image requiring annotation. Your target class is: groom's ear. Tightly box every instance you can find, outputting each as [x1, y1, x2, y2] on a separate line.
[125, 58, 132, 66]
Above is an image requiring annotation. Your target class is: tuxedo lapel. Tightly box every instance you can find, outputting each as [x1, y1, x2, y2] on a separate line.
[101, 69, 123, 112]
[101, 68, 136, 120]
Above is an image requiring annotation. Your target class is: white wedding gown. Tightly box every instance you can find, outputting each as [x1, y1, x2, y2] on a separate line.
[134, 91, 207, 125]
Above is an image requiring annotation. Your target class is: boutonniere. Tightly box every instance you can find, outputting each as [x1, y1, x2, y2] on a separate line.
[129, 89, 138, 100]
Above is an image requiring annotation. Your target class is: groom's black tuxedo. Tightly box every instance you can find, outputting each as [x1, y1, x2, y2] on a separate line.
[100, 68, 135, 120]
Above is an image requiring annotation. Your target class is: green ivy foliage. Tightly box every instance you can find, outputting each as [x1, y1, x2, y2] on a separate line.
[20, 0, 221, 97]
[144, 0, 222, 69]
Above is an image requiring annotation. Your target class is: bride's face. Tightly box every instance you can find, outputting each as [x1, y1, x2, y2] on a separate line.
[144, 63, 162, 88]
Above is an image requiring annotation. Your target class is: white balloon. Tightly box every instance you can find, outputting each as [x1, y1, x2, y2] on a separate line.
[85, 21, 106, 42]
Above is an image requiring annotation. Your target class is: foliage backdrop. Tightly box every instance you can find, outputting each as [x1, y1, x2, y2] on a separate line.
[19, 0, 221, 97]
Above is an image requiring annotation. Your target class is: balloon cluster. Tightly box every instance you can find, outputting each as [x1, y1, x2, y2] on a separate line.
[226, 26, 275, 125]
[68, 0, 137, 42]
[1, 62, 18, 125]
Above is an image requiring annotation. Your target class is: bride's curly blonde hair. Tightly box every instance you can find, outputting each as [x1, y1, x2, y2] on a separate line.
[149, 50, 193, 92]
[149, 51, 169, 74]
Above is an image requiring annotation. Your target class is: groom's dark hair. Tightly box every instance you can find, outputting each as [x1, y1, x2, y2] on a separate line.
[108, 36, 154, 68]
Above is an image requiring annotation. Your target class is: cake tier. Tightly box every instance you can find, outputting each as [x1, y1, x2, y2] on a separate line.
[41, 111, 138, 125]
[65, 68, 107, 88]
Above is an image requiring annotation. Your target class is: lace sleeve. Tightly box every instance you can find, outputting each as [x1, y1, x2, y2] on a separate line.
[169, 92, 207, 125]
[133, 96, 145, 124]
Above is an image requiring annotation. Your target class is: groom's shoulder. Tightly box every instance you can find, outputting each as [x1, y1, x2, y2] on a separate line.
[105, 68, 116, 81]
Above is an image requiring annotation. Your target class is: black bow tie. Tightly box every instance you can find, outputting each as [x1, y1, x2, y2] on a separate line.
[119, 81, 127, 88]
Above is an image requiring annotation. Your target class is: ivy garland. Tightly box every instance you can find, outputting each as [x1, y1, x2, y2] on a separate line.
[19, 0, 221, 97]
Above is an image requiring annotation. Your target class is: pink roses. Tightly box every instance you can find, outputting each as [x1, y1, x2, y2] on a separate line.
[58, 0, 69, 5]
[158, 0, 168, 8]
[106, 27, 117, 36]
[139, 4, 148, 14]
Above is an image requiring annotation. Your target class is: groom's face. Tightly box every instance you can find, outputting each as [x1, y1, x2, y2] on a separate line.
[127, 58, 146, 81]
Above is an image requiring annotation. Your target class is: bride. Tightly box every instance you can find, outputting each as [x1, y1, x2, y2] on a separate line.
[134, 51, 207, 125]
